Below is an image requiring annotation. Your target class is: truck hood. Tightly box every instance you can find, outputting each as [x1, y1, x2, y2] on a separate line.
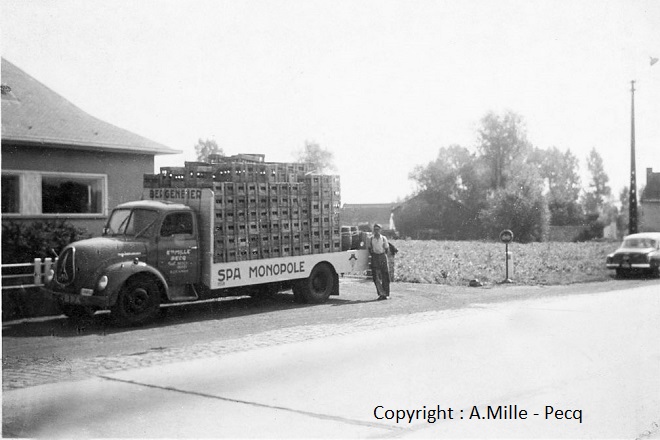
[53, 237, 148, 288]
[68, 236, 147, 261]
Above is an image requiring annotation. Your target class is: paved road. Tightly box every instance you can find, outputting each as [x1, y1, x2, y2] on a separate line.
[3, 278, 660, 438]
[2, 277, 651, 391]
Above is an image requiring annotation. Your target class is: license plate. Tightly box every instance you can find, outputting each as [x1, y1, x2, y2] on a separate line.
[61, 293, 82, 304]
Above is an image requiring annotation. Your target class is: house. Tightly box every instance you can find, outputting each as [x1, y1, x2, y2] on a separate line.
[640, 167, 660, 232]
[340, 203, 398, 232]
[1, 58, 180, 235]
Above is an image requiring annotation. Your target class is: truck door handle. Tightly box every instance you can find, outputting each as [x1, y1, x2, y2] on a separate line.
[190, 246, 198, 250]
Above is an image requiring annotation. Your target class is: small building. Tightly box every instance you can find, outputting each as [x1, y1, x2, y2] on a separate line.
[640, 167, 660, 232]
[340, 203, 398, 232]
[1, 58, 180, 234]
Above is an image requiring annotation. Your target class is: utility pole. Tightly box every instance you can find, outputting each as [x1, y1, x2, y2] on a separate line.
[629, 80, 638, 234]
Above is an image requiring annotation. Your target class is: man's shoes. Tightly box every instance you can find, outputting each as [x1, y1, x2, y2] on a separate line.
[377, 295, 388, 300]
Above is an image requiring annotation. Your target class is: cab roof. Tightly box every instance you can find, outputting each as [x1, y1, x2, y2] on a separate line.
[115, 199, 191, 211]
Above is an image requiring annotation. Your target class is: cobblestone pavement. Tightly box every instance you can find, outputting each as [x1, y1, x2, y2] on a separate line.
[4, 277, 655, 392]
[2, 308, 452, 391]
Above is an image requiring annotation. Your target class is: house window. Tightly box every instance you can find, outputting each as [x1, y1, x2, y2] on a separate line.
[42, 175, 104, 214]
[1, 171, 106, 216]
[1, 175, 19, 213]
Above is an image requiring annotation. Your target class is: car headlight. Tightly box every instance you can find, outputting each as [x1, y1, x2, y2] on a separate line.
[97, 275, 109, 291]
[45, 269, 55, 283]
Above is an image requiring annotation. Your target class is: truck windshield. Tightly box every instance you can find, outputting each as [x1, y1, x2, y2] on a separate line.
[105, 208, 160, 238]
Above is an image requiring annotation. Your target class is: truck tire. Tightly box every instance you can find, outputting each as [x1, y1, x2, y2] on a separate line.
[293, 263, 336, 304]
[111, 276, 161, 326]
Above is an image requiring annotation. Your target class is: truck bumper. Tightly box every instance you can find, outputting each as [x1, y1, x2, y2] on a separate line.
[606, 263, 651, 269]
[41, 287, 111, 308]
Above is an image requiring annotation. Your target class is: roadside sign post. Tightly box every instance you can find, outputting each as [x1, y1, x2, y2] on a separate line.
[499, 229, 514, 284]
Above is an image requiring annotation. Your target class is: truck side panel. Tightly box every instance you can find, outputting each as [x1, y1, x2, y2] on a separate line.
[210, 250, 369, 289]
[143, 187, 370, 291]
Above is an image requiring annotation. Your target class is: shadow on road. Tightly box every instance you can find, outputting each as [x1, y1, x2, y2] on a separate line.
[1, 292, 327, 338]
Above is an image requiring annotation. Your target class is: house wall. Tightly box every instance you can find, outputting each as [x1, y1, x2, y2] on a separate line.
[640, 203, 660, 232]
[2, 143, 154, 235]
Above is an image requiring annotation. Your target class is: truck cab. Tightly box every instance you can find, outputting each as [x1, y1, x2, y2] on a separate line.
[44, 200, 203, 325]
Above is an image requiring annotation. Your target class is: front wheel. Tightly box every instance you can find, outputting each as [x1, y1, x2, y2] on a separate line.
[292, 263, 336, 304]
[111, 277, 161, 326]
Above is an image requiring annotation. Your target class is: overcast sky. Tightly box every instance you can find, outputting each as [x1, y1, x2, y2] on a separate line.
[2, 0, 659, 204]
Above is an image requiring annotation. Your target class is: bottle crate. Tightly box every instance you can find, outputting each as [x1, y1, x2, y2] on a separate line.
[280, 243, 292, 257]
[208, 153, 225, 164]
[143, 174, 161, 188]
[270, 220, 281, 234]
[234, 209, 247, 223]
[236, 234, 249, 248]
[161, 167, 186, 188]
[247, 209, 259, 222]
[237, 248, 250, 261]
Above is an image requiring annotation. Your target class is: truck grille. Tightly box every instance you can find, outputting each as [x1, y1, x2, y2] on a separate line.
[612, 253, 647, 265]
[56, 247, 75, 285]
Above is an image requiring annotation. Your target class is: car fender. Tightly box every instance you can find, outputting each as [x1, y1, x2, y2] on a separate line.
[103, 261, 168, 306]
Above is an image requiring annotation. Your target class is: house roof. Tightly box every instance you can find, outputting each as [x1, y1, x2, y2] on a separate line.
[340, 203, 398, 229]
[1, 58, 180, 155]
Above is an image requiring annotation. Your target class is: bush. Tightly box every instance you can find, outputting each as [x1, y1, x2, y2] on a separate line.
[1, 220, 90, 264]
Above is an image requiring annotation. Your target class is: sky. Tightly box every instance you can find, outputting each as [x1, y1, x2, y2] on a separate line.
[2, 0, 659, 205]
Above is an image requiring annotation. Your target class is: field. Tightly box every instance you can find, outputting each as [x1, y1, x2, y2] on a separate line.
[391, 239, 619, 286]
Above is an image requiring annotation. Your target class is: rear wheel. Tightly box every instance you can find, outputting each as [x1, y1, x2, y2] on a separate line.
[111, 276, 161, 326]
[292, 263, 336, 304]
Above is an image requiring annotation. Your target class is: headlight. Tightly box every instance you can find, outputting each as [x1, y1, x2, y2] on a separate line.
[97, 275, 109, 291]
[45, 269, 55, 283]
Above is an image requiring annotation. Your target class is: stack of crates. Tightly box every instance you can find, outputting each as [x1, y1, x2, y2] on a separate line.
[143, 155, 341, 263]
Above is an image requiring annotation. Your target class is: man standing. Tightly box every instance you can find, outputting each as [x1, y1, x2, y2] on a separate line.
[368, 223, 390, 300]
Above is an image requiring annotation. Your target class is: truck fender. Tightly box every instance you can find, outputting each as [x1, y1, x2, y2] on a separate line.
[103, 261, 169, 306]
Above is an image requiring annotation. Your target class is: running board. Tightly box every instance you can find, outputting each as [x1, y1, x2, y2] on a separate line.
[168, 284, 199, 301]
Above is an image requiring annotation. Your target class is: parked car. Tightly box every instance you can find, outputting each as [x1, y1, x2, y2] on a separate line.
[605, 232, 660, 277]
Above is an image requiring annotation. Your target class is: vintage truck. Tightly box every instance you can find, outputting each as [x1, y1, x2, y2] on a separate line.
[42, 157, 369, 325]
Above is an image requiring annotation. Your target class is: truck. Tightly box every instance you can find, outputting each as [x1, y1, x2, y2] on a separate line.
[42, 155, 370, 325]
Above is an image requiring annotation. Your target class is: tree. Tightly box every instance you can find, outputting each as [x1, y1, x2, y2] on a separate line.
[194, 138, 223, 162]
[476, 110, 531, 190]
[408, 145, 488, 239]
[295, 141, 336, 173]
[528, 146, 584, 225]
[479, 164, 549, 243]
[582, 148, 611, 215]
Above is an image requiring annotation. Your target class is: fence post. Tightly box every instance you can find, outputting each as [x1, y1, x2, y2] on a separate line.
[33, 258, 42, 286]
[43, 258, 53, 285]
